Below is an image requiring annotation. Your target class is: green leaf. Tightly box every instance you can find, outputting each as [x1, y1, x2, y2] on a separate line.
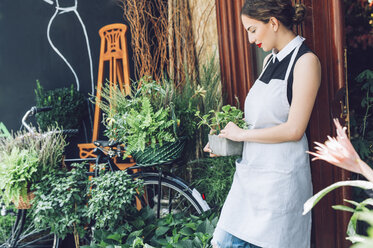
[179, 227, 194, 236]
[107, 233, 123, 242]
[332, 205, 355, 213]
[303, 180, 373, 215]
[155, 226, 170, 237]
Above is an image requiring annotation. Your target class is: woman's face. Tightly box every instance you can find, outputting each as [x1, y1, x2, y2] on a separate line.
[241, 15, 275, 52]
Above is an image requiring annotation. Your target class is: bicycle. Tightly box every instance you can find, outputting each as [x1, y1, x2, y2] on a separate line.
[0, 106, 74, 248]
[1, 106, 210, 247]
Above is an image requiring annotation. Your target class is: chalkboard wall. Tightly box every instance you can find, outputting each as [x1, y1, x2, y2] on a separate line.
[0, 0, 133, 132]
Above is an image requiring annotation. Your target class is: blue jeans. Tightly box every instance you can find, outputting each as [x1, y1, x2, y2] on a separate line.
[211, 227, 262, 248]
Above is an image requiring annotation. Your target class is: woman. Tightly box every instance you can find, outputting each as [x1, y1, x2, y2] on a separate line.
[205, 0, 321, 247]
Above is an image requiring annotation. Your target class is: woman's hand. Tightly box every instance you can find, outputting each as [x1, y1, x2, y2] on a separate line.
[218, 122, 245, 142]
[203, 142, 219, 157]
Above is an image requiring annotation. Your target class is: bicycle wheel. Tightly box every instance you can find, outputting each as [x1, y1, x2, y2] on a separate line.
[0, 207, 59, 248]
[134, 172, 210, 218]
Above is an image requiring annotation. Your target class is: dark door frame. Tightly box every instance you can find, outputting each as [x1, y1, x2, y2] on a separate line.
[215, 0, 351, 247]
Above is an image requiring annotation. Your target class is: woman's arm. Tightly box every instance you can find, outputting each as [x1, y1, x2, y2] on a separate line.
[219, 52, 321, 143]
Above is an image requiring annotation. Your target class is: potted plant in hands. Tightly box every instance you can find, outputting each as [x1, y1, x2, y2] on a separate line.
[195, 105, 247, 156]
[0, 129, 66, 209]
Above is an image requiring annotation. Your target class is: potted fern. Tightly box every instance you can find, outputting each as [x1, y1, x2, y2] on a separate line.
[196, 105, 247, 156]
[99, 77, 184, 165]
[0, 129, 66, 208]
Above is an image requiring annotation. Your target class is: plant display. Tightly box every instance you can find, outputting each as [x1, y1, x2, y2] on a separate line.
[0, 129, 66, 206]
[31, 163, 89, 239]
[34, 80, 87, 130]
[86, 169, 143, 232]
[195, 104, 247, 134]
[84, 207, 218, 248]
[99, 77, 196, 157]
[100, 84, 176, 157]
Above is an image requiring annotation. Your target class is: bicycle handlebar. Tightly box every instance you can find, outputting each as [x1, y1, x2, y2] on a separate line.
[33, 106, 52, 114]
[21, 106, 52, 132]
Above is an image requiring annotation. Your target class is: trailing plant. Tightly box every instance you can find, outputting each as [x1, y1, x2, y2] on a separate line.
[34, 80, 87, 130]
[195, 104, 247, 134]
[190, 156, 237, 209]
[0, 128, 66, 206]
[31, 163, 89, 239]
[86, 169, 144, 232]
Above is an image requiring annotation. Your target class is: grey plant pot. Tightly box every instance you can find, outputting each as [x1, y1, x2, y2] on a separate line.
[208, 134, 243, 156]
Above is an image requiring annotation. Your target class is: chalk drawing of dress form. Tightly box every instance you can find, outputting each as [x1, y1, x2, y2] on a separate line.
[43, 0, 94, 94]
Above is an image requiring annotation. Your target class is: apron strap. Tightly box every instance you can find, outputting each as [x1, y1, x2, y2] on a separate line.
[258, 54, 273, 79]
[284, 42, 303, 81]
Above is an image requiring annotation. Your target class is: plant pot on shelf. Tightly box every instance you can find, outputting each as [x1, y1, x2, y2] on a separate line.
[208, 134, 243, 156]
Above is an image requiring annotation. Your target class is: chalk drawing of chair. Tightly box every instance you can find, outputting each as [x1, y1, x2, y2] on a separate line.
[78, 23, 135, 169]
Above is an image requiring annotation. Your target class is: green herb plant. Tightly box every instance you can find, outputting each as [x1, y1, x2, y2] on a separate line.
[87, 169, 144, 232]
[195, 105, 247, 135]
[35, 80, 86, 130]
[31, 163, 89, 239]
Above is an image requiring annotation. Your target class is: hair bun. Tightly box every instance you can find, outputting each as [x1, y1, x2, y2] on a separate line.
[293, 3, 306, 25]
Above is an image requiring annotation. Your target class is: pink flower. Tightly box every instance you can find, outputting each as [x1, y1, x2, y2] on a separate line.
[307, 119, 362, 174]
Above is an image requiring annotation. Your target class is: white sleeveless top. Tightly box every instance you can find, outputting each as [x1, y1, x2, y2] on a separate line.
[216, 36, 312, 248]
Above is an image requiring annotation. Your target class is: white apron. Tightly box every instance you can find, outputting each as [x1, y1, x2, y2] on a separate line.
[216, 39, 312, 248]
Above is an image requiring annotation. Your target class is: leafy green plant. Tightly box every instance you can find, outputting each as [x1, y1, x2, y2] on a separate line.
[0, 129, 66, 206]
[190, 156, 237, 209]
[99, 78, 179, 157]
[85, 207, 218, 248]
[124, 97, 176, 154]
[195, 105, 247, 134]
[31, 163, 89, 239]
[87, 169, 144, 232]
[82, 207, 156, 248]
[34, 80, 87, 130]
[0, 206, 16, 243]
[303, 180, 373, 248]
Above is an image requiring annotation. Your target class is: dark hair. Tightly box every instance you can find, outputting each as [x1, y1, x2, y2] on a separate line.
[241, 0, 306, 29]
